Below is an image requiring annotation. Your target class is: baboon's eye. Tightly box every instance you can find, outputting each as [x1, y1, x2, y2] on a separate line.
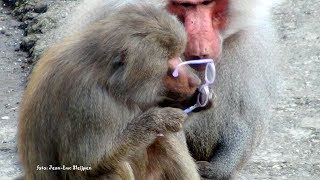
[202, 0, 215, 6]
[172, 2, 195, 8]
[180, 2, 194, 7]
[112, 53, 126, 70]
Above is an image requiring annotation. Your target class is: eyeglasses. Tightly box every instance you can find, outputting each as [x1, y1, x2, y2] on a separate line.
[172, 59, 216, 113]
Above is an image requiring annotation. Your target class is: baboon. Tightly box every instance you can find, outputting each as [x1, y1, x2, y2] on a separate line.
[18, 4, 202, 180]
[53, 0, 279, 179]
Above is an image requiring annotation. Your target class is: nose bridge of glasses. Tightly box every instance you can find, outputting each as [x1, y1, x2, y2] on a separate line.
[199, 84, 210, 95]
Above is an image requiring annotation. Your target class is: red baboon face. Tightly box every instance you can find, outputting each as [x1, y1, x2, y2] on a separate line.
[167, 0, 229, 70]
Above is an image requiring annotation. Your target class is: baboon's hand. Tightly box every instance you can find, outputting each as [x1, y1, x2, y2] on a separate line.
[141, 107, 187, 134]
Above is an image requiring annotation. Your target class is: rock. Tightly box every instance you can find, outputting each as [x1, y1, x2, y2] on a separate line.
[28, 17, 56, 34]
[0, 28, 5, 34]
[12, 4, 32, 17]
[5, 32, 11, 36]
[300, 117, 320, 129]
[20, 34, 39, 52]
[14, 43, 20, 51]
[33, 3, 48, 14]
[18, 22, 28, 30]
[2, 0, 18, 7]
[1, 116, 10, 120]
[21, 12, 38, 21]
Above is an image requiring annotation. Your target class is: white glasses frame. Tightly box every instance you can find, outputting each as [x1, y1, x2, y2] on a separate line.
[172, 59, 216, 113]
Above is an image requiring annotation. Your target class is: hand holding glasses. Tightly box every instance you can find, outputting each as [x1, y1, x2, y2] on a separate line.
[172, 59, 216, 113]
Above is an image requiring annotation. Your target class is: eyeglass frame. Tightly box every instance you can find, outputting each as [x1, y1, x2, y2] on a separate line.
[172, 58, 216, 113]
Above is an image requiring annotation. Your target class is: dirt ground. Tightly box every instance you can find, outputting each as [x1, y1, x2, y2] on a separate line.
[0, 0, 319, 179]
[238, 0, 320, 179]
[0, 2, 27, 177]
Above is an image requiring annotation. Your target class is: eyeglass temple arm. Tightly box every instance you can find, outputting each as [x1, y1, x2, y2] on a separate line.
[172, 59, 214, 77]
[184, 104, 198, 114]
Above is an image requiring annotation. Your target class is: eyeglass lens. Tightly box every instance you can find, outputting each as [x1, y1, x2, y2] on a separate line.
[197, 85, 209, 107]
[205, 63, 216, 84]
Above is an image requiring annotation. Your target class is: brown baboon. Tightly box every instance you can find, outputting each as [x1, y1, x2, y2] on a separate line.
[18, 4, 202, 180]
[54, 0, 279, 179]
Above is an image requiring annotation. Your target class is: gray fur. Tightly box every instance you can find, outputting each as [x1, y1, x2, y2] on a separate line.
[18, 4, 200, 180]
[25, 0, 280, 179]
